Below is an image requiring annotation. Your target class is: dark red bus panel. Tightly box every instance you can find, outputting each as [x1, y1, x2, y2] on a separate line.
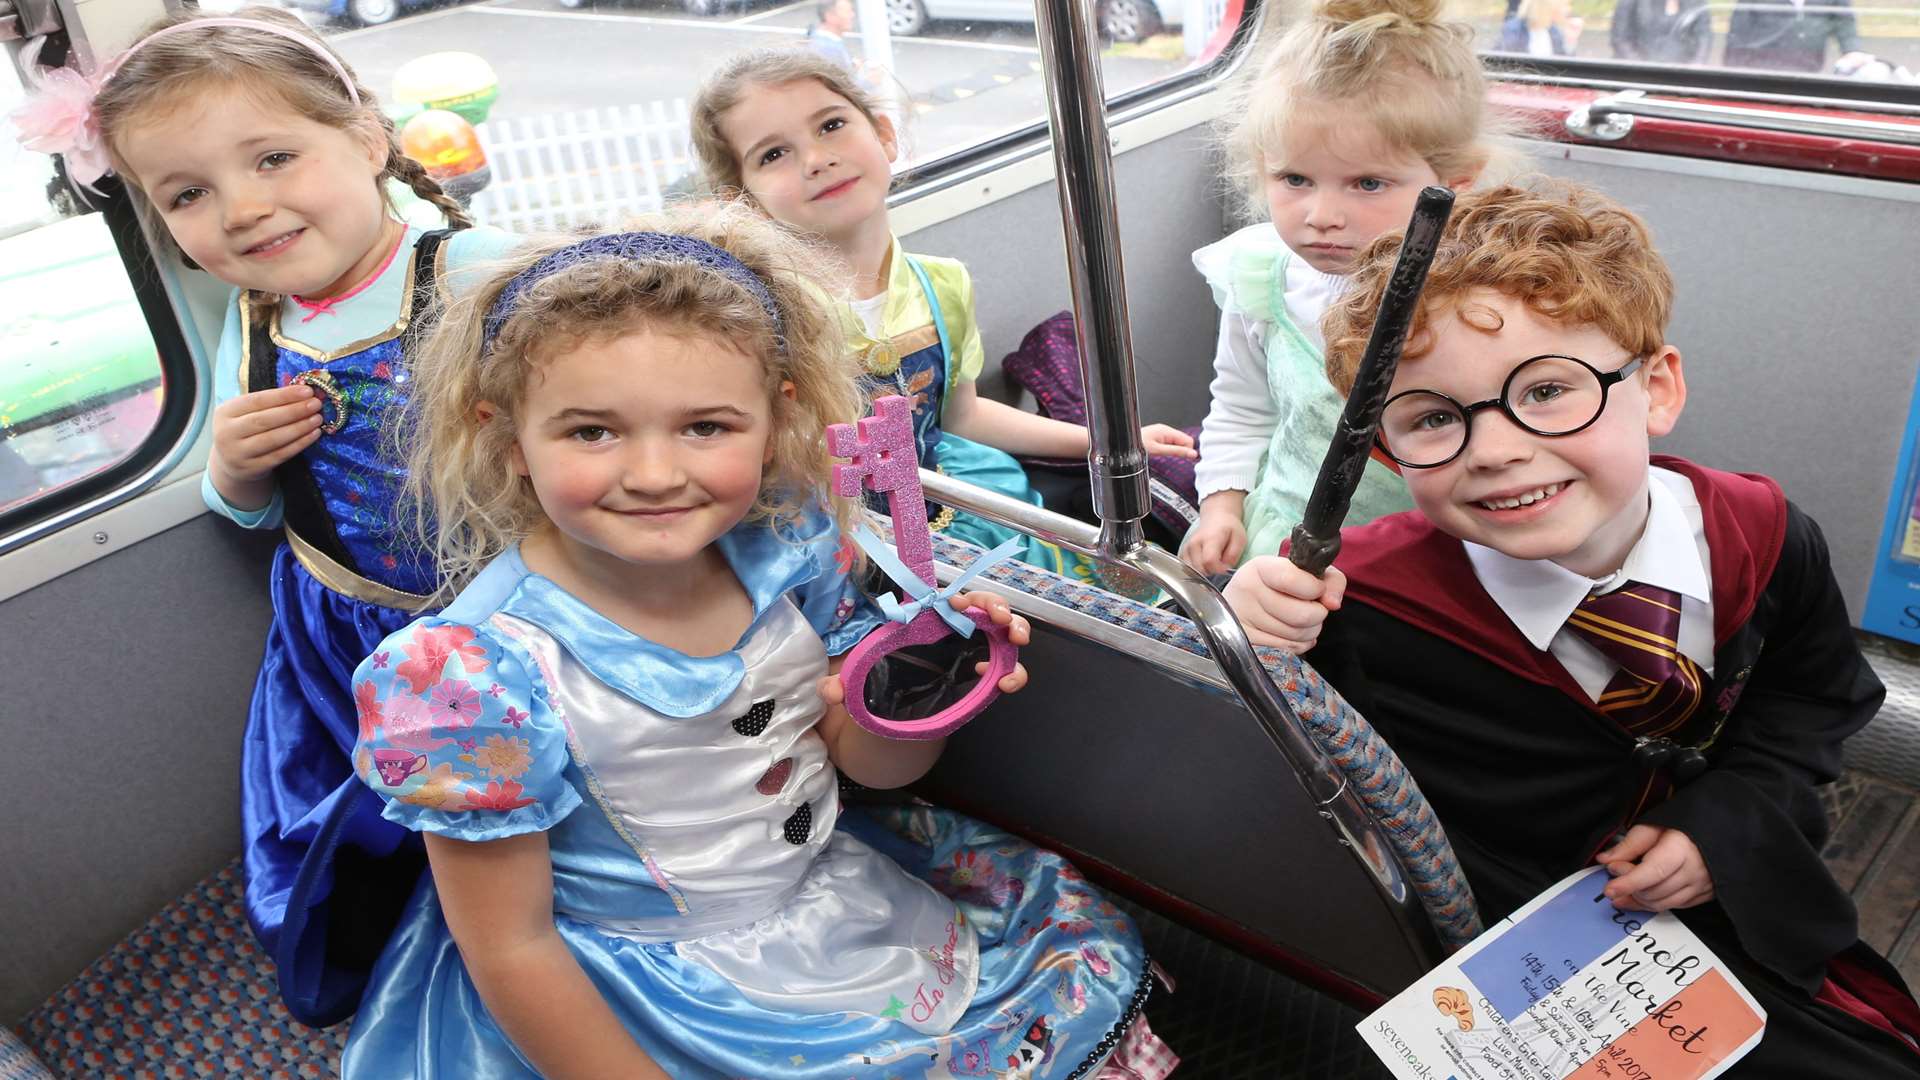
[1492, 82, 1920, 183]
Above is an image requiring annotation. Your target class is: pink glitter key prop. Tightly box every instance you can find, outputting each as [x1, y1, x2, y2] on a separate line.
[829, 396, 1021, 740]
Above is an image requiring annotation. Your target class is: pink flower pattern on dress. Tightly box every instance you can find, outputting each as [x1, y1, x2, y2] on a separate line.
[381, 691, 454, 753]
[354, 680, 384, 743]
[395, 624, 489, 694]
[461, 778, 536, 812]
[427, 679, 483, 729]
[934, 850, 1019, 906]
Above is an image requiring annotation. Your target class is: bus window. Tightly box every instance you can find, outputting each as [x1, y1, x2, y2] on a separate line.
[1471, 0, 1916, 86]
[1, 58, 170, 527]
[298, 0, 1249, 232]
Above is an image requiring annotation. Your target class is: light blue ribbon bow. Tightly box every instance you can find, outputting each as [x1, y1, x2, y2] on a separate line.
[850, 526, 1024, 638]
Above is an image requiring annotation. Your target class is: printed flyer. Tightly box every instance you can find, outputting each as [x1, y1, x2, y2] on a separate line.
[1358, 867, 1766, 1080]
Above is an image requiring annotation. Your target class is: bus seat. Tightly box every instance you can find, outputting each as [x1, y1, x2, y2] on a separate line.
[878, 521, 1480, 1001]
[0, 1027, 52, 1080]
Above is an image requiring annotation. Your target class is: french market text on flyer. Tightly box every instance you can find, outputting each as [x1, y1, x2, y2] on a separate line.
[1357, 867, 1767, 1080]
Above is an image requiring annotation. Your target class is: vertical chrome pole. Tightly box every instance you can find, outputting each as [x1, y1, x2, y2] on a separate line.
[1030, 0, 1149, 557]
[1015, 0, 1462, 963]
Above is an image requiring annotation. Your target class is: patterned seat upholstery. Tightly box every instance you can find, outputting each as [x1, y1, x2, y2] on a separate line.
[917, 526, 1484, 949]
[19, 864, 345, 1078]
[1, 1026, 53, 1080]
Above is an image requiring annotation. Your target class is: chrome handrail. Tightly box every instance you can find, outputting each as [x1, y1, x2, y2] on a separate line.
[1497, 69, 1920, 118]
[1027, 0, 1447, 968]
[1031, 0, 1150, 555]
[919, 469, 1444, 962]
[1577, 88, 1920, 146]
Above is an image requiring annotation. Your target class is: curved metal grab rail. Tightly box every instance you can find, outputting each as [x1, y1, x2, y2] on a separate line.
[1031, 0, 1150, 553]
[1021, 0, 1451, 957]
[1024, 0, 1453, 964]
[1571, 88, 1920, 146]
[920, 470, 1449, 964]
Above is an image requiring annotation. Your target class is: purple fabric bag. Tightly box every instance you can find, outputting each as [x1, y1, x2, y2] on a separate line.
[1000, 311, 1201, 542]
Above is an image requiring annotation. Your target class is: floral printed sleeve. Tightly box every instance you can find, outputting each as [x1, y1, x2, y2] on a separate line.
[351, 617, 581, 841]
[791, 518, 884, 656]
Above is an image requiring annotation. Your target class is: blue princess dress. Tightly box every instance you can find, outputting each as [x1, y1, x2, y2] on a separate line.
[343, 511, 1169, 1078]
[204, 224, 520, 1024]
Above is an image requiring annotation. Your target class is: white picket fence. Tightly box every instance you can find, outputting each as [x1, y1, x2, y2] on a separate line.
[470, 100, 694, 233]
[1184, 0, 1233, 57]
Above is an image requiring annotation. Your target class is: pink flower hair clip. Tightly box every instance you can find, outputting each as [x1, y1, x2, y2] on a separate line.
[7, 18, 361, 195]
[8, 36, 113, 193]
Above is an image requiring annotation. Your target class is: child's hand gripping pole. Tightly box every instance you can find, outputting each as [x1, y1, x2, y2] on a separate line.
[1288, 187, 1455, 576]
[830, 396, 1023, 740]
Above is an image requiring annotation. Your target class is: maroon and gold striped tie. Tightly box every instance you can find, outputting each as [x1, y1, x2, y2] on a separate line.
[1564, 582, 1704, 737]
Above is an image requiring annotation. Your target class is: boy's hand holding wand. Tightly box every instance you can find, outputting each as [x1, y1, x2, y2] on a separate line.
[1227, 187, 1454, 652]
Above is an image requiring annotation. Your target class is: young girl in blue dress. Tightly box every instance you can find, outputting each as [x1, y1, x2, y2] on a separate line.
[690, 50, 1194, 596]
[51, 7, 521, 1021]
[344, 207, 1175, 1077]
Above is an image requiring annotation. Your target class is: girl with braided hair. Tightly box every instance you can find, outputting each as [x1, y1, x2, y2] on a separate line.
[16, 5, 519, 1022]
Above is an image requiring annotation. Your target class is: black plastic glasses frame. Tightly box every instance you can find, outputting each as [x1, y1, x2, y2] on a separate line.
[1377, 354, 1646, 470]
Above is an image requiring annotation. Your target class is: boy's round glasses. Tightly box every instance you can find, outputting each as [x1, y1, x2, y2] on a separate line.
[1377, 354, 1646, 470]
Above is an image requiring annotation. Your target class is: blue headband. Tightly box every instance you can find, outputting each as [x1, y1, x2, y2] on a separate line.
[482, 232, 784, 350]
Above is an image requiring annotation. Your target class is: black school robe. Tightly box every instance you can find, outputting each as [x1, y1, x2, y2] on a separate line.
[1308, 455, 1920, 1076]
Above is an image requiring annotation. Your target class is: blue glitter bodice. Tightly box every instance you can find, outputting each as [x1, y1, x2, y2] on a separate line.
[271, 334, 435, 595]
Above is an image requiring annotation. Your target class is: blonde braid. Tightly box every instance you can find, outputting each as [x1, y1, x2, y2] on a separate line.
[384, 141, 475, 229]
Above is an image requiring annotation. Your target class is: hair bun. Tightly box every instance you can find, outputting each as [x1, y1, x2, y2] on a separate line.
[1314, 0, 1445, 29]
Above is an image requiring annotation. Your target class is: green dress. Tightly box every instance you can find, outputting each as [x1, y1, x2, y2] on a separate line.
[1195, 225, 1414, 564]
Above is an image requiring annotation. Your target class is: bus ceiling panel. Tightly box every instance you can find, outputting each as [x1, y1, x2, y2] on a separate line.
[1495, 81, 1920, 183]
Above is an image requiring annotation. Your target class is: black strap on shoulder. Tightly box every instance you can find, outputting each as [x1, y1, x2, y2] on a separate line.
[402, 228, 456, 353]
[244, 292, 358, 571]
[241, 292, 279, 397]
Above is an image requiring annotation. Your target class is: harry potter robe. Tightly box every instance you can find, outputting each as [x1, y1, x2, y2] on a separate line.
[1308, 456, 1920, 1076]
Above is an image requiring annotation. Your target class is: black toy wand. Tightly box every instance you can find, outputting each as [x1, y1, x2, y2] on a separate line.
[1287, 186, 1455, 576]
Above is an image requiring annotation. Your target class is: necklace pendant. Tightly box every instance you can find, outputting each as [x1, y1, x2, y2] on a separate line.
[862, 341, 902, 377]
[292, 369, 348, 434]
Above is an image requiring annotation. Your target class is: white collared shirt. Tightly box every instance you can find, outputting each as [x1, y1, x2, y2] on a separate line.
[1463, 467, 1716, 702]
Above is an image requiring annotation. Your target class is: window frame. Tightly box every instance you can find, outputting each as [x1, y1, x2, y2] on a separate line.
[0, 171, 204, 555]
[1482, 52, 1920, 111]
[891, 0, 1262, 195]
[1478, 47, 1920, 182]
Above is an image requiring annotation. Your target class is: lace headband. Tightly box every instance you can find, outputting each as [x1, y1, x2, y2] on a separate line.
[482, 232, 786, 352]
[8, 18, 361, 192]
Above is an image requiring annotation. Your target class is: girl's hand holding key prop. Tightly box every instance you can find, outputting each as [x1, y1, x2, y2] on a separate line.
[830, 396, 1024, 740]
